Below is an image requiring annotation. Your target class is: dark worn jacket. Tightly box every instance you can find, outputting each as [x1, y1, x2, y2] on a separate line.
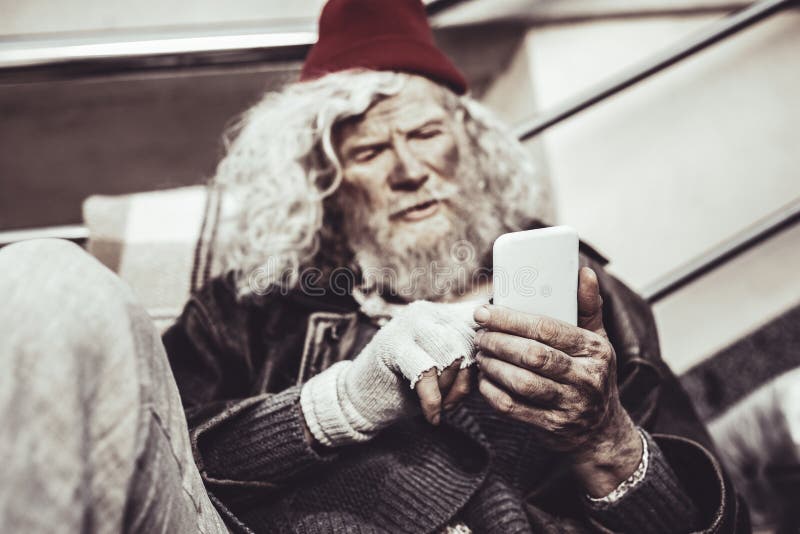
[163, 250, 749, 534]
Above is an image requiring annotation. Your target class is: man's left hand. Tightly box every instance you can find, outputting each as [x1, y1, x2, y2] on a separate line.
[473, 267, 643, 497]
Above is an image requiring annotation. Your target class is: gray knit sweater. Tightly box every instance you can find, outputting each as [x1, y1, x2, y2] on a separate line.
[197, 385, 702, 533]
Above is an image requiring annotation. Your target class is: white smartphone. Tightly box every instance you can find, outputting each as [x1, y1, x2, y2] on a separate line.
[492, 226, 579, 325]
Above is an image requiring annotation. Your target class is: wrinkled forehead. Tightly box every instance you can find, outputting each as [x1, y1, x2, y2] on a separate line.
[335, 76, 453, 145]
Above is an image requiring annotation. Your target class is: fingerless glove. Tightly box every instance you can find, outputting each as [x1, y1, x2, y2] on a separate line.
[300, 300, 478, 447]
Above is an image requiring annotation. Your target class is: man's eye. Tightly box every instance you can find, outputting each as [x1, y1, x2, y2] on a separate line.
[413, 128, 442, 140]
[354, 148, 381, 162]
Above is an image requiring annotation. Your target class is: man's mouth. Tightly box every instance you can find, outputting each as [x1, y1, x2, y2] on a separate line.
[391, 199, 442, 222]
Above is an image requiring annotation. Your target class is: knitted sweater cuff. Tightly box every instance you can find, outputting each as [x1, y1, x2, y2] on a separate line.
[585, 429, 703, 533]
[300, 360, 374, 447]
[194, 386, 337, 487]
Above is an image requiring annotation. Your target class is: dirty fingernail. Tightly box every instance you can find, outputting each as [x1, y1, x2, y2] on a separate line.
[474, 329, 485, 345]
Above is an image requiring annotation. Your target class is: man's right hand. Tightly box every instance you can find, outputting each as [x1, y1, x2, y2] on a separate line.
[299, 301, 478, 448]
[416, 358, 473, 425]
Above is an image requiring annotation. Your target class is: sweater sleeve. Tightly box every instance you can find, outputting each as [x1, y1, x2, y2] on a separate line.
[190, 386, 338, 488]
[585, 429, 703, 533]
[162, 277, 337, 489]
[584, 259, 750, 533]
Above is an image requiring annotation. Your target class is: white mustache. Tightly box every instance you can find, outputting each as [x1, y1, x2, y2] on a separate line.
[389, 183, 460, 217]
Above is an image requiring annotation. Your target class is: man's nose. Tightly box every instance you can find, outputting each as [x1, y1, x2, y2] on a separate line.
[388, 139, 429, 191]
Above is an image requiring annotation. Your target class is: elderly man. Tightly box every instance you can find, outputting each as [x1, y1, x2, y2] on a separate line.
[0, 0, 747, 533]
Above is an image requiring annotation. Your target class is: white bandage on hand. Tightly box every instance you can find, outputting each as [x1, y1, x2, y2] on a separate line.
[300, 300, 479, 448]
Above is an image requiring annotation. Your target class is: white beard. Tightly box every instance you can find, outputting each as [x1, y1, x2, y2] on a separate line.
[342, 162, 510, 302]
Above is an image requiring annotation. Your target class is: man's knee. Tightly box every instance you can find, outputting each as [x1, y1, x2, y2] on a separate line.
[0, 243, 151, 531]
[0, 239, 152, 371]
[0, 239, 142, 327]
[0, 238, 128, 300]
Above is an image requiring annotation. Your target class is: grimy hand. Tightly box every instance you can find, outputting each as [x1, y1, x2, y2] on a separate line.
[416, 359, 473, 426]
[473, 267, 642, 497]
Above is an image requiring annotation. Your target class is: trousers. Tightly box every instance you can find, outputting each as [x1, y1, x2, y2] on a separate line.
[0, 239, 229, 534]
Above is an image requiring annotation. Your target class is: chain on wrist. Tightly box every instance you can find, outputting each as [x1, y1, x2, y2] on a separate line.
[586, 428, 649, 505]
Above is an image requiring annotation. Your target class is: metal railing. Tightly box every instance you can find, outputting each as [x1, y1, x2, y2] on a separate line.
[0, 225, 89, 247]
[1, 0, 798, 304]
[513, 0, 797, 140]
[642, 198, 800, 303]
[0, 29, 315, 83]
[0, 0, 466, 83]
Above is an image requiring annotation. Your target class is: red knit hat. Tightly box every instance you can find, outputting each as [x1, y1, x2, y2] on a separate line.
[300, 0, 468, 94]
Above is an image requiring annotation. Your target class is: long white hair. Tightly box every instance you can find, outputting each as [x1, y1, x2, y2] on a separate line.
[214, 69, 553, 299]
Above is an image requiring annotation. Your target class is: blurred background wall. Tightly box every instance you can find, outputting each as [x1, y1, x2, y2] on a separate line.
[1, 0, 799, 407]
[0, 0, 325, 35]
